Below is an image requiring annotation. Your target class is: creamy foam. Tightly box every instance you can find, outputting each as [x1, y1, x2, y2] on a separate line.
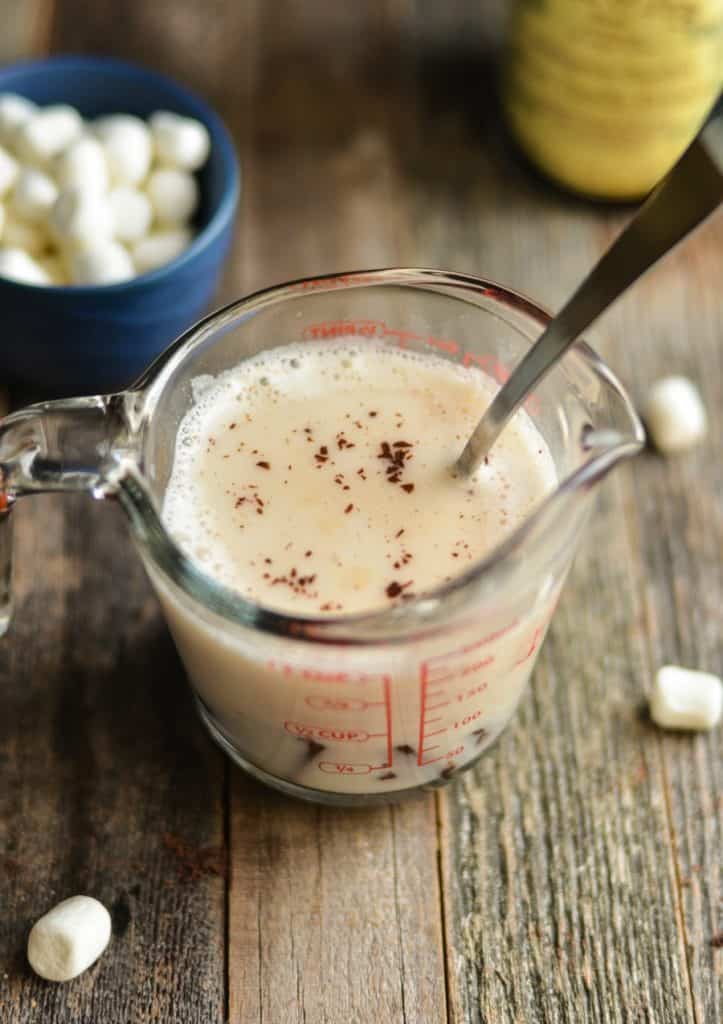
[162, 341, 556, 615]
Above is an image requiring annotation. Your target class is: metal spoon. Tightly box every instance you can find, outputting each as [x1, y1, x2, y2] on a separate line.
[456, 98, 723, 476]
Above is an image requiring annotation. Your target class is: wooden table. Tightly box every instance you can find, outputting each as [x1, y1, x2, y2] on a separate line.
[1, 3, 720, 1021]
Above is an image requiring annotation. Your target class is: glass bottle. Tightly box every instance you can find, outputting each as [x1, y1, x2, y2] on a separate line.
[504, 0, 723, 200]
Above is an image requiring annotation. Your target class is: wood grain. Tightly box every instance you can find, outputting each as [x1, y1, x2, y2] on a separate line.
[0, 497, 227, 1023]
[229, 783, 447, 1023]
[0, 1, 720, 1022]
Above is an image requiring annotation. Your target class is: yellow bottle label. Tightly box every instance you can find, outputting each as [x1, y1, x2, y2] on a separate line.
[504, 0, 723, 199]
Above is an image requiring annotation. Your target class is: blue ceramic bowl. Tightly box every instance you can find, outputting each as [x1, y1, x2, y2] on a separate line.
[0, 56, 240, 395]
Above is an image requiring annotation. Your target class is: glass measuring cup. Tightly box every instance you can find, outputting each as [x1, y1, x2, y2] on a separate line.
[0, 270, 644, 805]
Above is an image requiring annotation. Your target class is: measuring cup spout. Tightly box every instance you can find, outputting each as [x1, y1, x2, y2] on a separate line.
[0, 393, 130, 636]
[577, 351, 646, 487]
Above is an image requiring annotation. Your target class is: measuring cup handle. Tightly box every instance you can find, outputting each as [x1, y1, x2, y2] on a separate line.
[0, 393, 130, 636]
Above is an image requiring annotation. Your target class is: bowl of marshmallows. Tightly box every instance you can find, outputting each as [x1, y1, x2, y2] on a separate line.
[0, 56, 240, 394]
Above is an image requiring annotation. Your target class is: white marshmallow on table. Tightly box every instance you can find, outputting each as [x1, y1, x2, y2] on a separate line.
[49, 186, 115, 247]
[644, 376, 707, 454]
[2, 212, 48, 256]
[27, 895, 111, 982]
[650, 665, 722, 731]
[94, 114, 152, 186]
[69, 239, 134, 285]
[0, 246, 52, 285]
[15, 104, 84, 165]
[55, 136, 109, 194]
[108, 185, 152, 243]
[0, 93, 37, 148]
[0, 144, 19, 197]
[150, 110, 210, 171]
[132, 227, 192, 274]
[146, 167, 199, 225]
[10, 167, 58, 223]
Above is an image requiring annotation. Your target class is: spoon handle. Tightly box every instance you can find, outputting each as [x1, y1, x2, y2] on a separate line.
[457, 102, 723, 476]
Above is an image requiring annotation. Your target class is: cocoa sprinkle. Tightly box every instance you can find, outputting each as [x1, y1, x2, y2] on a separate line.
[162, 833, 226, 884]
[385, 580, 413, 599]
[377, 439, 415, 491]
[256, 461, 270, 470]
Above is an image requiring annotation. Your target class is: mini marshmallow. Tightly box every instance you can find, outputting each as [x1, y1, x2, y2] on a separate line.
[2, 212, 48, 256]
[95, 114, 152, 186]
[0, 93, 37, 148]
[108, 186, 152, 243]
[644, 376, 707, 454]
[146, 167, 198, 225]
[69, 240, 134, 285]
[0, 246, 52, 286]
[27, 895, 111, 982]
[650, 665, 722, 731]
[10, 167, 58, 223]
[0, 144, 19, 197]
[132, 227, 192, 274]
[16, 104, 84, 165]
[50, 186, 115, 247]
[150, 110, 210, 171]
[55, 136, 109, 194]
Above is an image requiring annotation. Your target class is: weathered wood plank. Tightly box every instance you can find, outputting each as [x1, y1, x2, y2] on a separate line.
[1, 1, 227, 1021]
[229, 782, 447, 1023]
[0, 497, 227, 1023]
[604, 220, 723, 1024]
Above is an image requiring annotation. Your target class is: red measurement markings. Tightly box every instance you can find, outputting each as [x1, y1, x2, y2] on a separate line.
[266, 661, 384, 685]
[319, 762, 373, 775]
[423, 680, 491, 717]
[297, 273, 379, 292]
[426, 654, 494, 688]
[425, 621, 519, 672]
[304, 696, 381, 712]
[416, 623, 523, 767]
[418, 660, 481, 766]
[297, 318, 541, 412]
[513, 623, 550, 667]
[303, 318, 386, 341]
[284, 722, 376, 743]
[271, 665, 394, 771]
